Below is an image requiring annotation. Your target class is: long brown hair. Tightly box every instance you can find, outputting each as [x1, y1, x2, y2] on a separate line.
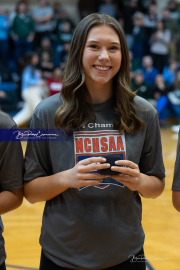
[55, 13, 145, 134]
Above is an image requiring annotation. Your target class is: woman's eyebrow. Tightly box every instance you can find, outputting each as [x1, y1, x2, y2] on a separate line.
[86, 40, 100, 43]
[86, 40, 120, 45]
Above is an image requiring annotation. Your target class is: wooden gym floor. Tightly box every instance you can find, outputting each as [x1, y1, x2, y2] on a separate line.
[2, 128, 180, 270]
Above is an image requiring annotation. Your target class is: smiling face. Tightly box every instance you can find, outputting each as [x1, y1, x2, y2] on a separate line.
[82, 25, 122, 92]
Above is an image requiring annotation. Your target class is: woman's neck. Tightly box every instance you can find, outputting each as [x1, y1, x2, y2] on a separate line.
[86, 84, 113, 104]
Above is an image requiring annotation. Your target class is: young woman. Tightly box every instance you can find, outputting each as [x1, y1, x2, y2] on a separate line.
[0, 110, 24, 270]
[13, 52, 45, 126]
[24, 13, 165, 270]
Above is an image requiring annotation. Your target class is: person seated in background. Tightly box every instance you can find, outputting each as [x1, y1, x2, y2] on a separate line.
[13, 52, 46, 127]
[149, 19, 171, 73]
[152, 74, 171, 127]
[47, 67, 63, 96]
[144, 4, 157, 35]
[0, 91, 9, 108]
[129, 50, 141, 80]
[0, 63, 13, 83]
[52, 1, 62, 26]
[168, 70, 180, 132]
[131, 11, 146, 66]
[39, 51, 54, 80]
[54, 41, 71, 68]
[131, 70, 152, 101]
[98, 0, 118, 19]
[167, 0, 180, 20]
[117, 16, 124, 29]
[139, 0, 154, 14]
[141, 55, 159, 86]
[0, 63, 19, 112]
[36, 36, 55, 65]
[122, 0, 139, 50]
[33, 0, 54, 47]
[143, 4, 157, 55]
[54, 8, 75, 35]
[0, 6, 9, 65]
[11, 1, 35, 63]
[8, 0, 30, 26]
[55, 21, 73, 47]
[162, 59, 180, 87]
[162, 8, 179, 60]
[54, 20, 73, 67]
[0, 90, 15, 113]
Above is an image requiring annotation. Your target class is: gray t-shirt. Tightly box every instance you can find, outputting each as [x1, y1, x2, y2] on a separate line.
[24, 94, 165, 269]
[0, 111, 24, 265]
[172, 131, 180, 190]
[33, 6, 53, 32]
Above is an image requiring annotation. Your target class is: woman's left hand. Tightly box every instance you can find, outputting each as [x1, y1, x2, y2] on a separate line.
[110, 160, 142, 191]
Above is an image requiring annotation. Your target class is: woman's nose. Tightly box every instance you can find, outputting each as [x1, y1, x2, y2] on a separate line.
[98, 50, 109, 61]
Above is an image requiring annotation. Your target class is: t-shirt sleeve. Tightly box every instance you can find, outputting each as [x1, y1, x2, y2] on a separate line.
[0, 126, 24, 191]
[139, 113, 165, 180]
[24, 114, 52, 182]
[172, 131, 180, 190]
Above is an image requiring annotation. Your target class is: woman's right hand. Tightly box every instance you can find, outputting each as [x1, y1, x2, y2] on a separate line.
[64, 157, 110, 189]
[24, 157, 110, 203]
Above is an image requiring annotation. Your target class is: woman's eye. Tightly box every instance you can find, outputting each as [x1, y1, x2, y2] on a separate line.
[110, 46, 118, 51]
[89, 45, 99, 49]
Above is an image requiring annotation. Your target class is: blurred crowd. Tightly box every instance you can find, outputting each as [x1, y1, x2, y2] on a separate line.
[1, 0, 180, 127]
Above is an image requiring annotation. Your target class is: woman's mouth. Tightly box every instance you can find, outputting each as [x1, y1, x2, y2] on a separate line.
[93, 65, 112, 71]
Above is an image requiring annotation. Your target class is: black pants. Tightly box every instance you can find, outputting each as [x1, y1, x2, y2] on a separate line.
[0, 262, 6, 270]
[39, 248, 146, 270]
